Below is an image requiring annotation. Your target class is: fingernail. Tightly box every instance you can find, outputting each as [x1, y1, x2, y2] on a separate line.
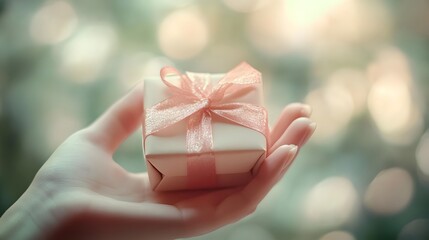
[301, 104, 312, 116]
[309, 122, 317, 131]
[298, 122, 317, 146]
[282, 145, 298, 170]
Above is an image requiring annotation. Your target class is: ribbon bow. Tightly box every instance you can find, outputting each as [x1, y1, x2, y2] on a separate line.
[144, 62, 268, 188]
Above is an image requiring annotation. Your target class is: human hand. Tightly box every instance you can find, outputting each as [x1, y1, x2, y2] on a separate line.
[0, 84, 315, 240]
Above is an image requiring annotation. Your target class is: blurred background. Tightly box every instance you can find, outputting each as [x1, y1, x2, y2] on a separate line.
[1, 0, 429, 239]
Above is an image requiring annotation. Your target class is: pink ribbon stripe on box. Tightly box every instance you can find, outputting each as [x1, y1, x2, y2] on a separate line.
[144, 62, 268, 189]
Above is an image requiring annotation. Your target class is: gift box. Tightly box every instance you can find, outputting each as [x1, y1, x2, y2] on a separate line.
[142, 62, 268, 191]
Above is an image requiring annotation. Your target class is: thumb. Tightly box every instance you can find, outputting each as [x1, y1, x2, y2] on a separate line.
[86, 84, 143, 154]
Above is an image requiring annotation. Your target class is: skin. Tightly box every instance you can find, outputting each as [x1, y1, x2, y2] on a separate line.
[0, 84, 315, 240]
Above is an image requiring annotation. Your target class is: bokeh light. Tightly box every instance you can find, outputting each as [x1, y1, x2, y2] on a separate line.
[305, 68, 369, 141]
[305, 80, 355, 141]
[157, 8, 209, 60]
[151, 0, 194, 9]
[283, 0, 346, 38]
[368, 74, 413, 132]
[327, 69, 369, 116]
[319, 230, 356, 240]
[118, 54, 174, 88]
[247, 0, 391, 54]
[312, 0, 391, 45]
[247, 0, 348, 53]
[367, 47, 423, 145]
[222, 0, 271, 13]
[30, 1, 78, 45]
[364, 167, 414, 215]
[398, 219, 429, 240]
[60, 24, 117, 83]
[303, 177, 358, 228]
[246, 1, 289, 55]
[416, 130, 429, 176]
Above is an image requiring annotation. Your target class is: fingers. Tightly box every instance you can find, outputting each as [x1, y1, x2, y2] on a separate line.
[269, 103, 311, 148]
[209, 118, 316, 228]
[269, 117, 316, 154]
[85, 84, 143, 154]
[214, 145, 297, 223]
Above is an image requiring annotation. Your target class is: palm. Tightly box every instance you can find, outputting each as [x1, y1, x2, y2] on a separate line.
[29, 85, 315, 240]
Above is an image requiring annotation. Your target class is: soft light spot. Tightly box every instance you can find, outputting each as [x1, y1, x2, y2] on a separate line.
[398, 219, 429, 240]
[305, 81, 354, 141]
[284, 0, 345, 31]
[247, 0, 391, 53]
[152, 0, 194, 8]
[303, 177, 358, 228]
[140, 57, 175, 76]
[368, 75, 412, 132]
[60, 24, 117, 83]
[282, 0, 349, 48]
[313, 0, 391, 45]
[158, 8, 208, 60]
[223, 0, 272, 12]
[118, 54, 174, 88]
[327, 69, 369, 116]
[367, 47, 423, 145]
[364, 168, 414, 215]
[247, 1, 292, 55]
[416, 130, 429, 176]
[320, 231, 356, 240]
[30, 1, 78, 44]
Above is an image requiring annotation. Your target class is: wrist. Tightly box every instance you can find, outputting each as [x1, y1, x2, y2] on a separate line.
[0, 188, 47, 240]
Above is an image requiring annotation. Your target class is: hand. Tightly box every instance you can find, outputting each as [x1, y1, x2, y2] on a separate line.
[0, 84, 315, 240]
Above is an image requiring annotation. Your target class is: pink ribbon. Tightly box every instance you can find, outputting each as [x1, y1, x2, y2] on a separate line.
[144, 62, 268, 189]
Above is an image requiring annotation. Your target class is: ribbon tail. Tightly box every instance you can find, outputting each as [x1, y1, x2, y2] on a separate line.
[186, 111, 217, 189]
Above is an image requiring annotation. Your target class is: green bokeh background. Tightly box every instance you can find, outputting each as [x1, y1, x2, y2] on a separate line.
[1, 0, 429, 239]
